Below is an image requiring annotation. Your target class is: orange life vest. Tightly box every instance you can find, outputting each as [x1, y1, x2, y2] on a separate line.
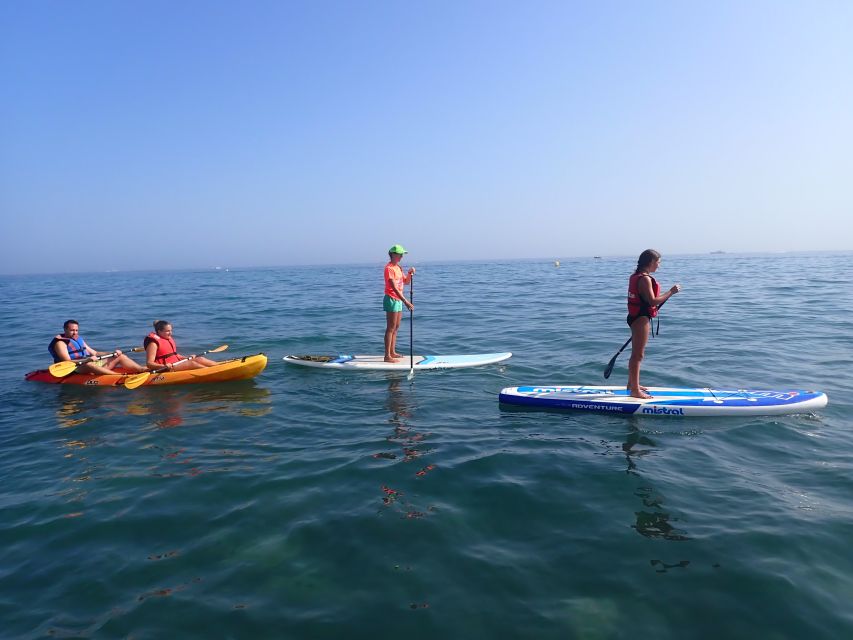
[144, 332, 181, 365]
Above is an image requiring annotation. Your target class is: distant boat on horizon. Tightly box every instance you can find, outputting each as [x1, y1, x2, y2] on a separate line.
[710, 250, 726, 254]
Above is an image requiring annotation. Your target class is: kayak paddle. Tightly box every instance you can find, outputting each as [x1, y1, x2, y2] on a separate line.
[123, 344, 229, 389]
[603, 337, 632, 379]
[49, 347, 145, 378]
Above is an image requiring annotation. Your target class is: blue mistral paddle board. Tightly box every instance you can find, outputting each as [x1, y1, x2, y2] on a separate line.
[499, 385, 828, 417]
[284, 352, 512, 371]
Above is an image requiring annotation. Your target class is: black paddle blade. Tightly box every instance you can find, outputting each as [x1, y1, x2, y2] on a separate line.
[603, 356, 617, 379]
[604, 336, 632, 379]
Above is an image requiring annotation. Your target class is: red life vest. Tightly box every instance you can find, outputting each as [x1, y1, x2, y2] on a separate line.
[627, 272, 660, 319]
[144, 332, 181, 365]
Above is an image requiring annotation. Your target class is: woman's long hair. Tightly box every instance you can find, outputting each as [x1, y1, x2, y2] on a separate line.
[635, 249, 661, 273]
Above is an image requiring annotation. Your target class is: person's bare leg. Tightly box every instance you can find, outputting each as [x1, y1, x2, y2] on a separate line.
[104, 354, 146, 373]
[392, 311, 404, 358]
[385, 311, 399, 362]
[628, 318, 652, 399]
[77, 363, 113, 375]
[389, 312, 402, 361]
[170, 359, 211, 371]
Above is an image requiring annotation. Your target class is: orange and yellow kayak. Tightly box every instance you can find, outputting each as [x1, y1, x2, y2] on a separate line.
[25, 354, 267, 387]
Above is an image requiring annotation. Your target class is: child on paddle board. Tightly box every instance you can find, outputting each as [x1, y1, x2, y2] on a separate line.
[627, 249, 681, 399]
[144, 320, 219, 371]
[384, 245, 415, 363]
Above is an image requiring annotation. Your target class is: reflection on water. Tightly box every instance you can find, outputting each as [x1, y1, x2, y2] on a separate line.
[56, 395, 90, 429]
[376, 377, 434, 610]
[51, 380, 273, 486]
[650, 559, 690, 573]
[128, 382, 273, 428]
[633, 492, 690, 542]
[383, 378, 435, 473]
[375, 378, 437, 521]
[53, 381, 272, 433]
[49, 382, 274, 492]
[621, 423, 691, 576]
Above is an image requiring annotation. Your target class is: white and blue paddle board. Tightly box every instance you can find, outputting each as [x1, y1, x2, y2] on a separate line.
[499, 385, 828, 417]
[284, 352, 512, 371]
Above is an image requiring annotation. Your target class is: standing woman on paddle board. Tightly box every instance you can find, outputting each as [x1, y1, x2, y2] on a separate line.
[383, 245, 415, 363]
[144, 320, 218, 371]
[627, 250, 681, 399]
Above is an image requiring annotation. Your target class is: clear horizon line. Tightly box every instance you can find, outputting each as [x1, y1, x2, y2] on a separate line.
[2, 248, 852, 278]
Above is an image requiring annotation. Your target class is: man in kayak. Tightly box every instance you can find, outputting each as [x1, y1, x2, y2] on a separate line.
[384, 245, 415, 362]
[49, 319, 147, 375]
[145, 320, 219, 371]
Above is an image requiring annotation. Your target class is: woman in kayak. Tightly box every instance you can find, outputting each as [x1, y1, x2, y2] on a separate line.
[384, 245, 415, 362]
[144, 320, 218, 371]
[627, 250, 681, 399]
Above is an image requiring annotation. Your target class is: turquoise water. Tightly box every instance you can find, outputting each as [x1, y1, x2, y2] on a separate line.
[1, 253, 852, 639]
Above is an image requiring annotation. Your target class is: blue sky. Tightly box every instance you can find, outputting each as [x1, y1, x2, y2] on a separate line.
[1, 1, 851, 274]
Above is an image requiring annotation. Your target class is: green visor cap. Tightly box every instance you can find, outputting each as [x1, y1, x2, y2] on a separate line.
[388, 244, 408, 255]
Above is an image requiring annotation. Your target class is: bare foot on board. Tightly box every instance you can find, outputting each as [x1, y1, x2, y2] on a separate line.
[629, 389, 653, 399]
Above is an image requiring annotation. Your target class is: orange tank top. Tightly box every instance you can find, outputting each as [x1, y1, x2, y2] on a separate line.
[384, 262, 404, 299]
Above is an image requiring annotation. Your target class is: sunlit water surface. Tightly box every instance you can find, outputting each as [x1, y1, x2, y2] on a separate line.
[1, 252, 851, 638]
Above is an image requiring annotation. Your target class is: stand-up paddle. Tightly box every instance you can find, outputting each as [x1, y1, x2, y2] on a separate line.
[124, 344, 229, 389]
[603, 299, 667, 379]
[407, 274, 415, 381]
[48, 347, 145, 378]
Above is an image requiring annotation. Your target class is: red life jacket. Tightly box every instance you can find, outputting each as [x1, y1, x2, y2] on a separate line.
[627, 272, 660, 318]
[144, 332, 181, 365]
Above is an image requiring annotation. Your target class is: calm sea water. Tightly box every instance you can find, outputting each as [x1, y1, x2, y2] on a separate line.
[1, 253, 852, 639]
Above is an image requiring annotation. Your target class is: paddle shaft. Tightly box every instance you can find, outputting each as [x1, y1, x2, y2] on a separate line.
[408, 274, 414, 378]
[603, 337, 633, 379]
[150, 345, 227, 375]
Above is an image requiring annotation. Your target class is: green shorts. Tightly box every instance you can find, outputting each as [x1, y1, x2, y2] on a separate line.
[383, 295, 403, 313]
